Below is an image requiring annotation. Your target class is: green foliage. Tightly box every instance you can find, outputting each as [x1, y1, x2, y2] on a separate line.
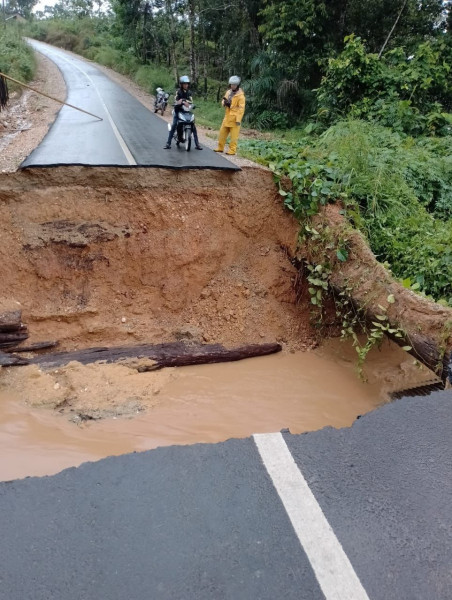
[5, 0, 37, 19]
[134, 64, 175, 93]
[192, 99, 223, 129]
[241, 120, 452, 306]
[0, 26, 35, 85]
[248, 109, 290, 130]
[317, 36, 452, 135]
[340, 297, 409, 379]
[28, 0, 451, 132]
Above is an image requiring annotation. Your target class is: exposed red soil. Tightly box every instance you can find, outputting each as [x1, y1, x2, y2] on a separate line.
[0, 166, 316, 352]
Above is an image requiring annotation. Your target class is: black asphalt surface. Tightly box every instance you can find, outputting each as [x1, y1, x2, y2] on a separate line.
[1, 391, 452, 599]
[22, 40, 239, 171]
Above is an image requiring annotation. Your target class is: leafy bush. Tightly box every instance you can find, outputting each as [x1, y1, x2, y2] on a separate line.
[248, 109, 290, 130]
[134, 65, 175, 95]
[241, 120, 452, 305]
[0, 26, 35, 86]
[317, 36, 452, 136]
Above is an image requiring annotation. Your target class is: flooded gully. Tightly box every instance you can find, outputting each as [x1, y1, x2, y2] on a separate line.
[0, 338, 434, 481]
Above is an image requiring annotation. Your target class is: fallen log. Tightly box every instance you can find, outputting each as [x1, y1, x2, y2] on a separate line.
[0, 351, 29, 367]
[4, 340, 59, 353]
[303, 204, 452, 382]
[0, 332, 29, 348]
[27, 341, 282, 370]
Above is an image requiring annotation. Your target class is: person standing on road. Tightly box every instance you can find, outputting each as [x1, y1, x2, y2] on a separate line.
[214, 76, 245, 156]
[164, 75, 202, 150]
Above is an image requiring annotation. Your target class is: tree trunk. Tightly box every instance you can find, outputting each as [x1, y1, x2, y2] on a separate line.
[165, 0, 179, 82]
[378, 0, 408, 58]
[304, 205, 452, 382]
[142, 1, 149, 63]
[188, 0, 197, 85]
[22, 342, 282, 370]
[0, 351, 29, 366]
[4, 341, 59, 353]
[0, 310, 28, 349]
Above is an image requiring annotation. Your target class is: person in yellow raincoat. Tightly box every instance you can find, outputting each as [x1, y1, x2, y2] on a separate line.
[214, 76, 245, 156]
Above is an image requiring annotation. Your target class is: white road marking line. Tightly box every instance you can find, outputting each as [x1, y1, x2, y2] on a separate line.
[31, 42, 137, 166]
[254, 432, 370, 600]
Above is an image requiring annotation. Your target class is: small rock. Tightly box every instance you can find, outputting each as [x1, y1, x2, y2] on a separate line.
[174, 325, 202, 341]
[53, 383, 60, 390]
[121, 317, 127, 323]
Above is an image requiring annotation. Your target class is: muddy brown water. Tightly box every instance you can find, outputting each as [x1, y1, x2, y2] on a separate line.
[0, 339, 434, 481]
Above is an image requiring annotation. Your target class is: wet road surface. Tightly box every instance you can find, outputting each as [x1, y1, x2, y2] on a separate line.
[22, 40, 238, 171]
[1, 391, 452, 599]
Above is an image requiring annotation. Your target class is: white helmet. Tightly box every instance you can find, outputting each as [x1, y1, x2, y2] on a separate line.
[156, 87, 163, 92]
[229, 75, 241, 85]
[180, 75, 190, 84]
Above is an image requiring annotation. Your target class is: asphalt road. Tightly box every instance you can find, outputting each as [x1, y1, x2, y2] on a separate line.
[2, 391, 452, 600]
[22, 40, 238, 171]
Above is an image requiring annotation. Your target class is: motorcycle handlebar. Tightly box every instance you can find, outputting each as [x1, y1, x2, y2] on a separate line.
[172, 103, 196, 109]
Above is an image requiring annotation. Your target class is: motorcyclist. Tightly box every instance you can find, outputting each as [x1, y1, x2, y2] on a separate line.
[155, 87, 163, 106]
[214, 75, 245, 156]
[164, 75, 202, 150]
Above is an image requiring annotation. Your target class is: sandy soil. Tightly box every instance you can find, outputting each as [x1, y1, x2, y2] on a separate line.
[0, 50, 66, 172]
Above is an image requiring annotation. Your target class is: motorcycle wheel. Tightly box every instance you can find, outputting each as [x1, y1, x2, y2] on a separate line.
[185, 127, 192, 152]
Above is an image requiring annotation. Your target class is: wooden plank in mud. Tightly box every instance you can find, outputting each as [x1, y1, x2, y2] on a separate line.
[0, 332, 29, 349]
[28, 342, 282, 370]
[0, 351, 30, 366]
[4, 341, 59, 354]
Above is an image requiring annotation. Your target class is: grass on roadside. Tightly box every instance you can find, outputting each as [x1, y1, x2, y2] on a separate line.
[240, 120, 452, 306]
[0, 25, 36, 90]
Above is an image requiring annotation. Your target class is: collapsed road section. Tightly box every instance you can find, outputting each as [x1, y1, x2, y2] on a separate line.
[0, 166, 313, 351]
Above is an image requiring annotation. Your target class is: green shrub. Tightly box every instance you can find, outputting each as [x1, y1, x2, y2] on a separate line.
[0, 26, 35, 87]
[241, 120, 452, 305]
[317, 36, 452, 136]
[134, 65, 175, 95]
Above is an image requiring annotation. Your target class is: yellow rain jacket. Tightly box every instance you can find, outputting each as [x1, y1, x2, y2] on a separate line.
[222, 88, 246, 126]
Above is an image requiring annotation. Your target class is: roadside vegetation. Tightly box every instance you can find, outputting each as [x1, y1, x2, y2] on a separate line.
[239, 33, 452, 306]
[0, 26, 36, 89]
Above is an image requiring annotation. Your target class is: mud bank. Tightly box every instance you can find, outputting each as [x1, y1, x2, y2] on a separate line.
[0, 166, 314, 350]
[0, 338, 435, 481]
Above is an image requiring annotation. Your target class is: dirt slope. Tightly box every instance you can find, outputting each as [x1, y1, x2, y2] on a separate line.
[0, 166, 315, 351]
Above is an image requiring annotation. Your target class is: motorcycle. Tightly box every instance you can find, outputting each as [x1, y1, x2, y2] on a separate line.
[154, 88, 169, 115]
[168, 102, 196, 151]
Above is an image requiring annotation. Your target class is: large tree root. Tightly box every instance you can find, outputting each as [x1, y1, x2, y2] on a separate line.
[301, 205, 452, 382]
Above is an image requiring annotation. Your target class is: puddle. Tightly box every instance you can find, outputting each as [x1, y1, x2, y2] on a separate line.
[0, 338, 434, 481]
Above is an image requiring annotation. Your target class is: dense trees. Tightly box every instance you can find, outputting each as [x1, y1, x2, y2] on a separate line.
[27, 0, 452, 125]
[5, 0, 37, 18]
[105, 0, 450, 119]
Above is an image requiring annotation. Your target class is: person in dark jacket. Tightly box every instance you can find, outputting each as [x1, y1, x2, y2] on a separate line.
[164, 75, 202, 150]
